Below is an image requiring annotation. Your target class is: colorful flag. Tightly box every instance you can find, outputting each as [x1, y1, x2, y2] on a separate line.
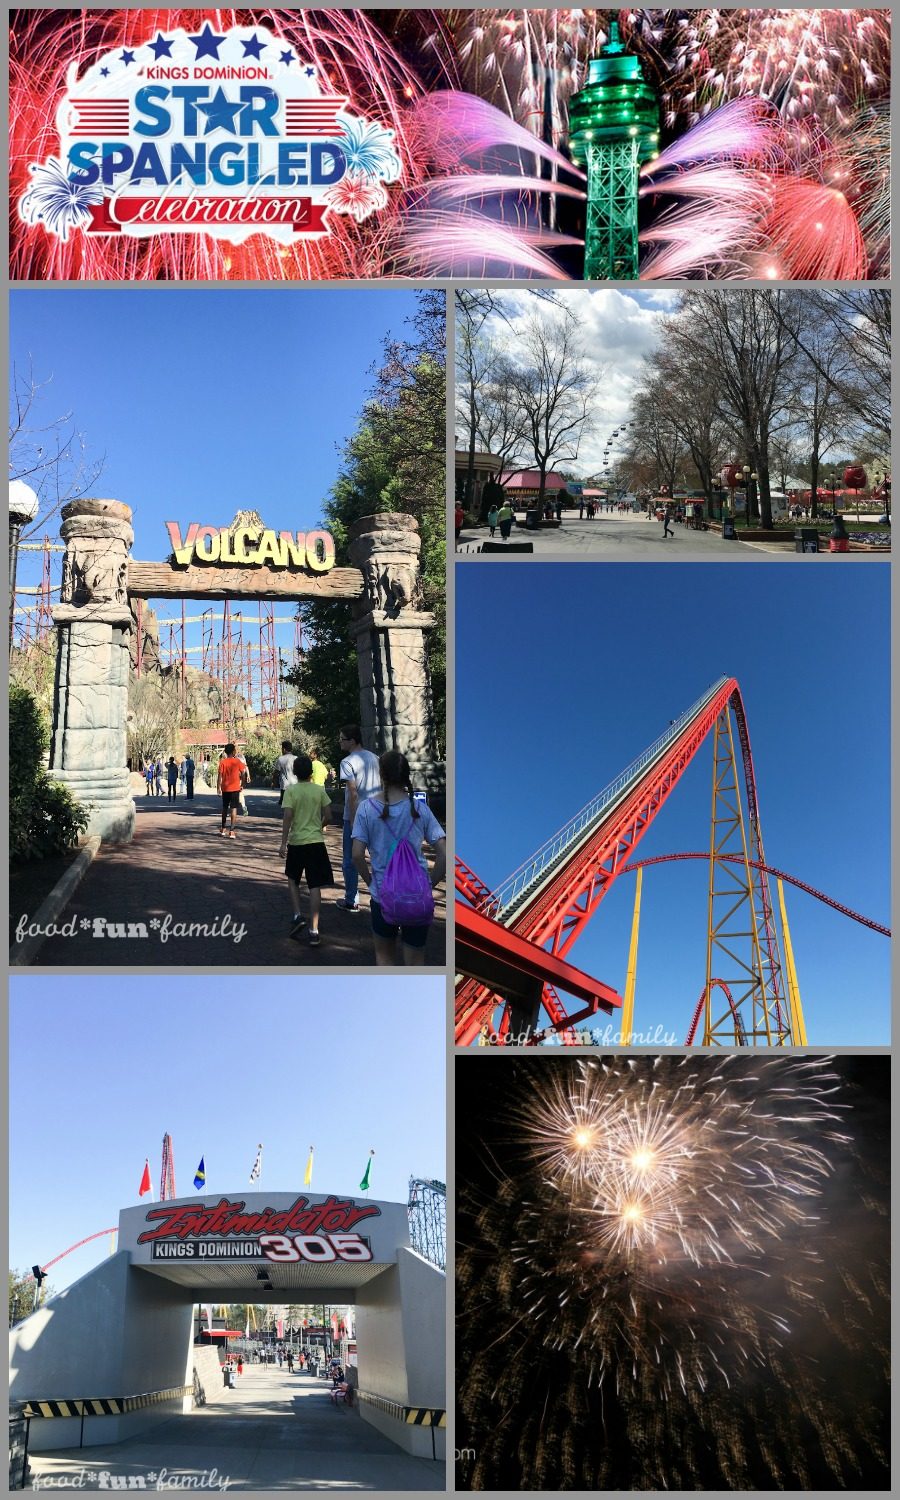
[250, 1143, 263, 1184]
[193, 1157, 206, 1191]
[304, 1146, 314, 1187]
[359, 1149, 374, 1192]
[138, 1159, 152, 1197]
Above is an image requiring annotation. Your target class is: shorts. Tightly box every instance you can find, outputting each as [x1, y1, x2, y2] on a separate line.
[221, 790, 241, 812]
[369, 897, 430, 949]
[284, 842, 334, 888]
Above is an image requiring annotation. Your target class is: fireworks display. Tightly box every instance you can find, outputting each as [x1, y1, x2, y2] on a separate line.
[9, 9, 890, 280]
[457, 1055, 889, 1489]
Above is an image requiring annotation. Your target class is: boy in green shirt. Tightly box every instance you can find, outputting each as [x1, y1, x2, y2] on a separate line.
[278, 754, 334, 947]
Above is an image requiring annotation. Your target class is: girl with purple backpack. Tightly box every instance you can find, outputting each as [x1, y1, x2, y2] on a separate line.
[351, 750, 446, 965]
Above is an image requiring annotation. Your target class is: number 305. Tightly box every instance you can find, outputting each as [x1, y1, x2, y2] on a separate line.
[259, 1232, 372, 1263]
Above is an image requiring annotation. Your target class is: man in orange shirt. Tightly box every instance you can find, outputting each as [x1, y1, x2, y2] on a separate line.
[217, 742, 249, 838]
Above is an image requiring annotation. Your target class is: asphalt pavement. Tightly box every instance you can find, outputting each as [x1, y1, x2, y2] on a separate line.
[457, 511, 884, 561]
[26, 1365, 444, 1491]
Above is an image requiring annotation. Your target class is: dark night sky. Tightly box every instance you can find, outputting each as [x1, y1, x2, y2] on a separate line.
[456, 1054, 889, 1491]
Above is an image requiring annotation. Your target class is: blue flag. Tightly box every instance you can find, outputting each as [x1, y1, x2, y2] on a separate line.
[193, 1157, 206, 1191]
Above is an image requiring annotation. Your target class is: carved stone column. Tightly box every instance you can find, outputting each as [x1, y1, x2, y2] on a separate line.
[49, 499, 136, 843]
[347, 513, 443, 794]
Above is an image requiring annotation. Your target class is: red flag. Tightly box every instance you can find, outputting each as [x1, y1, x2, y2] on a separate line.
[138, 1160, 152, 1197]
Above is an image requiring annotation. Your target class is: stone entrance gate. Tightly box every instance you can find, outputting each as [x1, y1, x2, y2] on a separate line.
[49, 499, 440, 842]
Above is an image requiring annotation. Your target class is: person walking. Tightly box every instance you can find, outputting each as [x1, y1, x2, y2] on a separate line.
[144, 762, 154, 796]
[278, 753, 334, 947]
[178, 757, 187, 791]
[578, 498, 585, 519]
[274, 739, 296, 806]
[555, 496, 563, 522]
[336, 725, 380, 913]
[237, 1356, 243, 1377]
[218, 742, 248, 838]
[454, 502, 464, 543]
[663, 502, 675, 539]
[351, 750, 446, 965]
[497, 499, 514, 541]
[154, 757, 163, 796]
[166, 757, 178, 800]
[309, 749, 332, 787]
[487, 503, 499, 538]
[184, 753, 195, 799]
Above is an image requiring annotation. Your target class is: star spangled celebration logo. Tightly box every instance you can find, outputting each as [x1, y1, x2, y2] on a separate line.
[18, 22, 402, 245]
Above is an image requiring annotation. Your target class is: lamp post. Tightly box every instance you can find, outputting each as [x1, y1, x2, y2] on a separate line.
[9, 480, 39, 650]
[568, 21, 660, 279]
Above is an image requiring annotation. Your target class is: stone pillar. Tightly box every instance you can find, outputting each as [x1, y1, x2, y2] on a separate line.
[49, 500, 136, 843]
[347, 513, 443, 795]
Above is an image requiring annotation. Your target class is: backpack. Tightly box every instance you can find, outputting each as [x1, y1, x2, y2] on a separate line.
[377, 805, 435, 927]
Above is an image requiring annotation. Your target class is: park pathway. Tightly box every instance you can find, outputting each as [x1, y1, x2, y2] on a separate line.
[24, 782, 445, 967]
[26, 1364, 444, 1491]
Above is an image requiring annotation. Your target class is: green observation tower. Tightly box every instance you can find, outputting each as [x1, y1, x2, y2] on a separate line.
[568, 21, 659, 280]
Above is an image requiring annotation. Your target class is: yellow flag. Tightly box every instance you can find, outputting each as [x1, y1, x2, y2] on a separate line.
[304, 1146, 314, 1187]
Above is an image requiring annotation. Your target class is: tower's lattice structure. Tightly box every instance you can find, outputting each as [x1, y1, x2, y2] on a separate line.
[568, 21, 659, 280]
[407, 1177, 446, 1272]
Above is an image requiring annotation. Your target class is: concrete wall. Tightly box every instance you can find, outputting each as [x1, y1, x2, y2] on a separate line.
[193, 1345, 224, 1405]
[355, 1249, 446, 1461]
[9, 1252, 194, 1452]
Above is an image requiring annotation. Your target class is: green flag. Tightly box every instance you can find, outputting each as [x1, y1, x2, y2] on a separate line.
[359, 1150, 374, 1192]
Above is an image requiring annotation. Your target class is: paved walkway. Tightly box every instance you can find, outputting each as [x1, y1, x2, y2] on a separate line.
[457, 512, 884, 560]
[26, 1366, 444, 1491]
[23, 782, 445, 967]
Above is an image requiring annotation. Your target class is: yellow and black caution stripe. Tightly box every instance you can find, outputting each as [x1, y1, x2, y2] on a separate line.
[405, 1406, 447, 1428]
[357, 1391, 446, 1428]
[22, 1385, 191, 1419]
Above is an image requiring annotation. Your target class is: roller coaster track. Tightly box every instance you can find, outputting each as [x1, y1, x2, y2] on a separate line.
[685, 981, 746, 1045]
[25, 1229, 119, 1278]
[619, 854, 890, 937]
[456, 675, 886, 1045]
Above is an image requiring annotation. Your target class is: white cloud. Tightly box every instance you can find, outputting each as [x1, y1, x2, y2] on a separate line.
[471, 288, 672, 476]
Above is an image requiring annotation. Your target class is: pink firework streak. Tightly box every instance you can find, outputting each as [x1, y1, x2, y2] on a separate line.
[762, 179, 867, 280]
[9, 6, 458, 280]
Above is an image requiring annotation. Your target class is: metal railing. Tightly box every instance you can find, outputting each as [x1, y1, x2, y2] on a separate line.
[492, 676, 730, 920]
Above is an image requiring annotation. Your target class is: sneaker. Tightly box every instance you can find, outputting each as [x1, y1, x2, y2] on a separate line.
[308, 932, 321, 946]
[289, 914, 307, 938]
[227, 831, 236, 839]
[334, 900, 359, 913]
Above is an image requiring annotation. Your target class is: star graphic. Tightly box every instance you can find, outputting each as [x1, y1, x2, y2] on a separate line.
[304, 66, 316, 78]
[80, 918, 92, 930]
[149, 32, 174, 60]
[120, 49, 136, 66]
[187, 22, 226, 60]
[197, 86, 245, 135]
[241, 33, 266, 60]
[100, 66, 110, 77]
[279, 49, 295, 66]
[149, 918, 161, 930]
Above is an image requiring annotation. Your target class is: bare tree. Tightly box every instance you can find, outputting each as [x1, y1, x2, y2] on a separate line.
[624, 381, 687, 499]
[9, 361, 105, 537]
[506, 312, 599, 510]
[669, 291, 802, 527]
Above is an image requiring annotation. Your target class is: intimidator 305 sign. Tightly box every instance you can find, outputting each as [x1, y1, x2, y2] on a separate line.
[165, 523, 336, 571]
[138, 1194, 382, 1264]
[19, 22, 402, 246]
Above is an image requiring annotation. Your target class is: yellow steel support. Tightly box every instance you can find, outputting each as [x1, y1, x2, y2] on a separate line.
[621, 867, 642, 1045]
[703, 707, 787, 1046]
[777, 878, 808, 1045]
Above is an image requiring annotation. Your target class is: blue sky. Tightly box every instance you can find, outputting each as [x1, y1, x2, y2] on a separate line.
[10, 286, 421, 658]
[9, 976, 445, 1291]
[457, 563, 891, 1046]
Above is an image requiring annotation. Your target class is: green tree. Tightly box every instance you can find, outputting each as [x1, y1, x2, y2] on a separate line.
[9, 1268, 53, 1324]
[10, 681, 88, 863]
[287, 290, 446, 756]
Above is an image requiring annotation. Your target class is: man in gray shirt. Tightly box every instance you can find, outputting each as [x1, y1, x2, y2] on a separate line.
[275, 740, 297, 807]
[337, 724, 380, 911]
